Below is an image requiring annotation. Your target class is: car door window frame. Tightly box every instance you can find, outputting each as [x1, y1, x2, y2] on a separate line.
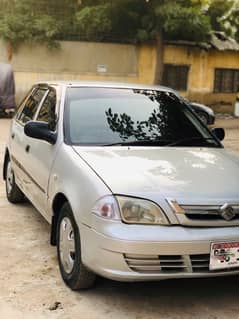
[35, 87, 57, 132]
[15, 87, 36, 121]
[16, 86, 48, 125]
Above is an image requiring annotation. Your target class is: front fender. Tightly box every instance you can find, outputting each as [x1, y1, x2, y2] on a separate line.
[47, 144, 111, 228]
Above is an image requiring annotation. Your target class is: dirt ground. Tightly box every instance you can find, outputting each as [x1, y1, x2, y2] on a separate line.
[0, 117, 239, 319]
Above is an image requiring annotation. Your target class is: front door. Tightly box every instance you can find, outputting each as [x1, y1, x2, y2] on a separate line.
[10, 86, 48, 196]
[21, 87, 60, 221]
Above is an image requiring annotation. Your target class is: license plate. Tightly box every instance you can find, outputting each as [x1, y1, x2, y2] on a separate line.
[210, 241, 239, 270]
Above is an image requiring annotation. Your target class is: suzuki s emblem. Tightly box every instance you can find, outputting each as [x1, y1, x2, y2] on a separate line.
[220, 203, 235, 221]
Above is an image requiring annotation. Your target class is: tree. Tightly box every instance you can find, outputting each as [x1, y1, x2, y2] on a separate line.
[229, 1, 239, 41]
[0, 0, 78, 47]
[76, 0, 212, 43]
[75, 0, 239, 82]
[206, 0, 236, 36]
[1, 0, 238, 46]
[76, 0, 213, 82]
[217, 0, 239, 41]
[75, 4, 112, 41]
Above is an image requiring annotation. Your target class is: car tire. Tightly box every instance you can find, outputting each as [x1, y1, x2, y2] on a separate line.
[5, 158, 25, 203]
[197, 111, 209, 125]
[56, 202, 96, 290]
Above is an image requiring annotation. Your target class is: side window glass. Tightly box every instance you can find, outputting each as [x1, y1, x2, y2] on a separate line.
[15, 88, 34, 118]
[37, 89, 56, 131]
[18, 88, 47, 124]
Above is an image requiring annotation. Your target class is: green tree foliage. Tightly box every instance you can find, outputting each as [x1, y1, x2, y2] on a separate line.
[76, 0, 147, 42]
[0, 0, 78, 47]
[155, 3, 211, 42]
[207, 0, 235, 33]
[75, 4, 112, 41]
[77, 0, 212, 43]
[0, 0, 238, 46]
[202, 0, 239, 42]
[229, 1, 239, 41]
[217, 0, 239, 41]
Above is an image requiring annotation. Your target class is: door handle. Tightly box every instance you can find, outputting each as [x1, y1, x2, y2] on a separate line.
[11, 133, 15, 139]
[25, 145, 30, 153]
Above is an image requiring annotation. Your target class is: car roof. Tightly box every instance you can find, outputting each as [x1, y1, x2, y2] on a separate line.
[36, 80, 178, 95]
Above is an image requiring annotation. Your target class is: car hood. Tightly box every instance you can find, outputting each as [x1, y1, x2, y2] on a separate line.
[73, 146, 239, 204]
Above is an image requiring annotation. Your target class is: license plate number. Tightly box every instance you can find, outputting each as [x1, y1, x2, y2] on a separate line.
[210, 242, 239, 270]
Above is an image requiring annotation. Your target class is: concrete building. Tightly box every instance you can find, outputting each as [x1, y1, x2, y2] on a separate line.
[162, 32, 239, 112]
[0, 34, 238, 112]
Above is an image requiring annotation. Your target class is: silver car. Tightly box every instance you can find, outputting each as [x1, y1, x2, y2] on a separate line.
[3, 81, 239, 290]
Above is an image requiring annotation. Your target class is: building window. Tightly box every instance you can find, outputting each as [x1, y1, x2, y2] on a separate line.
[214, 68, 239, 93]
[162, 64, 190, 91]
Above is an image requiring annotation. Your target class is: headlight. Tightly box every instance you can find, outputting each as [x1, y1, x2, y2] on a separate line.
[92, 195, 121, 220]
[92, 195, 169, 225]
[116, 196, 169, 225]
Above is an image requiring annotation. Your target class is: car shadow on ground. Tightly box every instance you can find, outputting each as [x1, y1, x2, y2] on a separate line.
[78, 273, 239, 317]
[95, 274, 238, 297]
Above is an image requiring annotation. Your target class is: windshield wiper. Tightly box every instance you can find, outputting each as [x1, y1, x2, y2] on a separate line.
[167, 136, 218, 147]
[104, 138, 173, 146]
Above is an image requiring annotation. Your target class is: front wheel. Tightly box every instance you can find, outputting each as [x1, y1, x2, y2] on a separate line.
[56, 202, 96, 290]
[5, 158, 25, 203]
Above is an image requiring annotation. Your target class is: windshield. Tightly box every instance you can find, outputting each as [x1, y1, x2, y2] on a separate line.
[64, 87, 220, 147]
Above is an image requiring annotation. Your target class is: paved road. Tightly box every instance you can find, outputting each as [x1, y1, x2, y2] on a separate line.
[0, 118, 239, 319]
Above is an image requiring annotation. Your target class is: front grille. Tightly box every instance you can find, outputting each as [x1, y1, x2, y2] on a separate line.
[185, 211, 239, 221]
[124, 254, 187, 273]
[190, 254, 239, 273]
[124, 253, 239, 274]
[177, 205, 239, 227]
[190, 254, 210, 272]
[158, 255, 187, 273]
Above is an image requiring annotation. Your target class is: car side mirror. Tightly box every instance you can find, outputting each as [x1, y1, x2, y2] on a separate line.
[211, 127, 225, 141]
[24, 121, 57, 145]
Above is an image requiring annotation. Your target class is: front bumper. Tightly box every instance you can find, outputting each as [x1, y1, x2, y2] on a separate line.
[80, 220, 239, 282]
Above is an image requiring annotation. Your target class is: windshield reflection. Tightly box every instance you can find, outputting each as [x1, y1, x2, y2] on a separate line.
[65, 87, 219, 147]
[105, 90, 175, 141]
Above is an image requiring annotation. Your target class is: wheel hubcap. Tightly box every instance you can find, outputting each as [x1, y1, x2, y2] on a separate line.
[6, 162, 14, 194]
[59, 217, 76, 274]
